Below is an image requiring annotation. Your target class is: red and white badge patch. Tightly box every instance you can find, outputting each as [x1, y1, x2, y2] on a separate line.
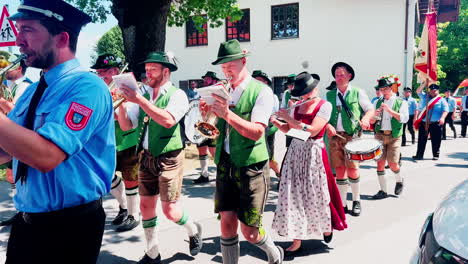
[65, 102, 93, 131]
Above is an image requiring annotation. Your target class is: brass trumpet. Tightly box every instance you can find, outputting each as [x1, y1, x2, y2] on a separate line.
[195, 78, 231, 139]
[108, 63, 129, 109]
[0, 54, 28, 102]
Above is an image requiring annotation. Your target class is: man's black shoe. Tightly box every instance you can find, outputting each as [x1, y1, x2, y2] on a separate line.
[395, 181, 404, 195]
[116, 215, 139, 232]
[112, 207, 128, 225]
[193, 175, 209, 184]
[432, 156, 439, 161]
[0, 213, 18, 226]
[372, 190, 388, 200]
[343, 206, 349, 214]
[442, 137, 447, 140]
[351, 201, 361, 216]
[189, 222, 203, 256]
[137, 254, 161, 264]
[412, 155, 423, 160]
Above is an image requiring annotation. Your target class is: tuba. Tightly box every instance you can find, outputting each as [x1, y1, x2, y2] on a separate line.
[194, 79, 231, 139]
[0, 54, 28, 102]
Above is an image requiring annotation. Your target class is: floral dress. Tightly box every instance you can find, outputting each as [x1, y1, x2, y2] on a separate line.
[272, 99, 346, 239]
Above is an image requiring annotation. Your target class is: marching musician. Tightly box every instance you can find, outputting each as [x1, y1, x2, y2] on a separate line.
[92, 53, 141, 232]
[193, 71, 218, 184]
[0, 53, 31, 227]
[370, 76, 408, 199]
[402, 87, 418, 146]
[1, 1, 116, 262]
[252, 70, 281, 179]
[205, 39, 283, 264]
[413, 83, 448, 161]
[325, 62, 374, 217]
[117, 51, 202, 263]
[442, 89, 457, 140]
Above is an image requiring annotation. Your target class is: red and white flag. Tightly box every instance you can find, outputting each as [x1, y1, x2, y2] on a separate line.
[414, 12, 438, 82]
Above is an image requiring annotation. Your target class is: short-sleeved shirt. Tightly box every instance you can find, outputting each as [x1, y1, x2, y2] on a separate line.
[417, 92, 449, 122]
[225, 76, 274, 153]
[127, 81, 189, 149]
[8, 59, 116, 213]
[373, 95, 409, 130]
[445, 96, 456, 112]
[333, 85, 374, 132]
[403, 96, 418, 115]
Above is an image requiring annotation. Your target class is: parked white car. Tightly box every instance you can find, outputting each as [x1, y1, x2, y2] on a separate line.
[410, 179, 468, 264]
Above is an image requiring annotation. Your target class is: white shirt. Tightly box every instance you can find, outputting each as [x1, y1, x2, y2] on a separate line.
[373, 95, 409, 130]
[334, 85, 374, 131]
[224, 76, 274, 153]
[6, 76, 30, 103]
[127, 81, 189, 150]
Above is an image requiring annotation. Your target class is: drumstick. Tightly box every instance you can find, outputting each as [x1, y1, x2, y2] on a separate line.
[334, 133, 346, 140]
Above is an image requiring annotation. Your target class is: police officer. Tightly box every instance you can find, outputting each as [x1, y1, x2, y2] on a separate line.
[118, 52, 202, 264]
[442, 89, 457, 140]
[0, 1, 115, 263]
[92, 53, 141, 232]
[461, 89, 468, 137]
[402, 87, 418, 146]
[413, 83, 448, 160]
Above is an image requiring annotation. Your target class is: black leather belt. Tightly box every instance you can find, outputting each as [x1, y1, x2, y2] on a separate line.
[22, 198, 102, 225]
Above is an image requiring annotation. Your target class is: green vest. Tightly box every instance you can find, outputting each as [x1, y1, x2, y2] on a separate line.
[374, 97, 404, 138]
[115, 121, 137, 152]
[326, 86, 362, 135]
[136, 85, 183, 157]
[215, 80, 269, 167]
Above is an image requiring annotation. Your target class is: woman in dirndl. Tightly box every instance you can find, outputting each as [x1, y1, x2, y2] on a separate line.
[271, 72, 347, 256]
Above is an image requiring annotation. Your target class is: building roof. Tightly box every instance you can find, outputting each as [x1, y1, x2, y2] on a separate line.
[418, 0, 461, 22]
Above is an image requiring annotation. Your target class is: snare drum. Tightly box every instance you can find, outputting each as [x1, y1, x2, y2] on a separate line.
[344, 138, 383, 161]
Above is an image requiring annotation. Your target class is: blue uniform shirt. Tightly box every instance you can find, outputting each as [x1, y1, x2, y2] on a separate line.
[445, 96, 456, 113]
[462, 95, 468, 111]
[8, 59, 116, 213]
[418, 92, 449, 122]
[403, 96, 418, 115]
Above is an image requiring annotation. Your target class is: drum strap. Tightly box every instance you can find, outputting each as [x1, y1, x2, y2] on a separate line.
[338, 93, 360, 134]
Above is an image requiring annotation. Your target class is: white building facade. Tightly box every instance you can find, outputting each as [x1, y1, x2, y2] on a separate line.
[165, 0, 418, 96]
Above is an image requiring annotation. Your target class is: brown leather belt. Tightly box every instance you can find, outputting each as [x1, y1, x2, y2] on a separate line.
[378, 130, 392, 135]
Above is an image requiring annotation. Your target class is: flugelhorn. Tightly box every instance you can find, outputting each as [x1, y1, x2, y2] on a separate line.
[109, 63, 129, 109]
[195, 78, 231, 139]
[0, 54, 28, 102]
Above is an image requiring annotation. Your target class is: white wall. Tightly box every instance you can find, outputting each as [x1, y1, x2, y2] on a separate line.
[165, 0, 417, 96]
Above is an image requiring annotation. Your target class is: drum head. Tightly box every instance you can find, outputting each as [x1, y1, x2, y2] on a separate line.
[184, 100, 206, 144]
[345, 138, 382, 154]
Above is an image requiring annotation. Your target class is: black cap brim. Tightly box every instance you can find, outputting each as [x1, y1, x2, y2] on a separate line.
[8, 11, 45, 21]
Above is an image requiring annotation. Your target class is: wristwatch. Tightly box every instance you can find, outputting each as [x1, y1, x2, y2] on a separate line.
[302, 124, 309, 131]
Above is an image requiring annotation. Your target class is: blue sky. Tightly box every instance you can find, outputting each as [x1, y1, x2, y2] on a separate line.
[0, 1, 117, 81]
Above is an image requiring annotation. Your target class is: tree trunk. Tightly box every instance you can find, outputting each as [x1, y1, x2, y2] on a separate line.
[111, 0, 171, 80]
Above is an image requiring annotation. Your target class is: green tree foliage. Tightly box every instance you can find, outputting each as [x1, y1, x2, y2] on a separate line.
[93, 26, 125, 62]
[437, 0, 468, 91]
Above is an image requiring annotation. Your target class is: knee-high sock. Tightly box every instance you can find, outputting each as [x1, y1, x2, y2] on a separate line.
[349, 177, 361, 201]
[253, 231, 281, 264]
[110, 175, 127, 209]
[125, 186, 140, 220]
[143, 217, 160, 259]
[221, 235, 239, 264]
[377, 171, 387, 193]
[199, 155, 209, 175]
[176, 211, 198, 237]
[336, 178, 349, 205]
[392, 169, 403, 183]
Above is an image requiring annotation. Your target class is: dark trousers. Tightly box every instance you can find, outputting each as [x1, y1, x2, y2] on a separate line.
[461, 111, 468, 137]
[6, 200, 105, 264]
[402, 115, 416, 145]
[443, 112, 456, 139]
[416, 122, 443, 158]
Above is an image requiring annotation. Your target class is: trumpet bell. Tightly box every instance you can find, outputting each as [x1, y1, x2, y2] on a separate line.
[195, 121, 220, 139]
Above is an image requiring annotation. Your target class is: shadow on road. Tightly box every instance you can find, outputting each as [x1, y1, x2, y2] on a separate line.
[447, 152, 468, 161]
[98, 250, 136, 264]
[435, 163, 468, 169]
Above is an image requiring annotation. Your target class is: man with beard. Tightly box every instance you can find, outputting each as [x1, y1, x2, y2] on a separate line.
[326, 62, 374, 217]
[0, 1, 115, 263]
[92, 53, 140, 232]
[205, 39, 283, 264]
[193, 71, 219, 184]
[118, 52, 202, 264]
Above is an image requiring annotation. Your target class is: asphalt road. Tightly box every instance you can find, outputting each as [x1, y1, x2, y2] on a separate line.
[0, 127, 467, 264]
